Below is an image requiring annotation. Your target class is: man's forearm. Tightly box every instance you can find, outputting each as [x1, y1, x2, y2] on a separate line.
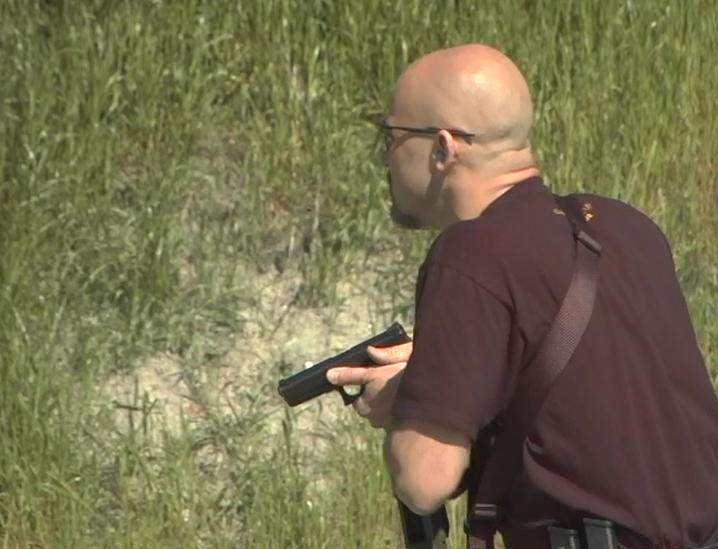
[384, 431, 444, 515]
[383, 420, 469, 515]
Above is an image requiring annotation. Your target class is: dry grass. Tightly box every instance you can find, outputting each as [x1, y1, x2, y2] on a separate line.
[1, 1, 716, 547]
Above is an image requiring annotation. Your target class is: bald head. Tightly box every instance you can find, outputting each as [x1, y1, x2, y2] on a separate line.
[390, 44, 534, 155]
[383, 44, 539, 231]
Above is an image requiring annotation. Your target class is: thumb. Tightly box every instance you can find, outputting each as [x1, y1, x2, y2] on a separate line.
[367, 341, 413, 365]
[326, 366, 372, 386]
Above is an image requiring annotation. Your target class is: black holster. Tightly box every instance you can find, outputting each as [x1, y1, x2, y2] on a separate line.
[548, 518, 619, 549]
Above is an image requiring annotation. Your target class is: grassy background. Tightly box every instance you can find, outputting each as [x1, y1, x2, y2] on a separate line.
[1, 0, 717, 547]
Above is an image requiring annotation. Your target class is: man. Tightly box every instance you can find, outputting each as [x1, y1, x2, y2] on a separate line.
[326, 44, 718, 549]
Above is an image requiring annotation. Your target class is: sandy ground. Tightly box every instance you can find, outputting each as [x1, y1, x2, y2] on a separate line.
[95, 264, 415, 456]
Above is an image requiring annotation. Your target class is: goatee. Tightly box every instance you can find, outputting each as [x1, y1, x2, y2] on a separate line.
[390, 201, 425, 230]
[387, 172, 425, 230]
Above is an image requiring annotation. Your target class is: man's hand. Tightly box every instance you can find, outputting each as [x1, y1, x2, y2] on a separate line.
[326, 341, 413, 430]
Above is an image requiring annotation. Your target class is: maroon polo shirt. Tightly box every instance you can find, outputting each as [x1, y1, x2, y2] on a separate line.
[391, 176, 718, 549]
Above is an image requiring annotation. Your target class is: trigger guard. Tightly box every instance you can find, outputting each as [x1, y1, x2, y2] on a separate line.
[338, 384, 366, 406]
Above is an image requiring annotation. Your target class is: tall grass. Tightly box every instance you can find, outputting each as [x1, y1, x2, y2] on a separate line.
[1, 0, 716, 547]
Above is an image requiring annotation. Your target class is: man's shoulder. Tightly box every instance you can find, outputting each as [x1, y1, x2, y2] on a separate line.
[423, 177, 672, 278]
[568, 191, 672, 250]
[425, 216, 511, 269]
[423, 180, 562, 279]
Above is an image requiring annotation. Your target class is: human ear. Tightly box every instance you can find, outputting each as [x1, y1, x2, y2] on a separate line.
[433, 130, 456, 169]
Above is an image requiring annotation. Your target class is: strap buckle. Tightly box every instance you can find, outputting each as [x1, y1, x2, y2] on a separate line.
[463, 503, 499, 534]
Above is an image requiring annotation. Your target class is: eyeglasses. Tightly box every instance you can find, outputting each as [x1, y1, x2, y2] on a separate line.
[378, 119, 476, 153]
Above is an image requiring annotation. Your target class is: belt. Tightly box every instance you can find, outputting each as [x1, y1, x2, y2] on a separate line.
[659, 545, 718, 549]
[545, 520, 718, 549]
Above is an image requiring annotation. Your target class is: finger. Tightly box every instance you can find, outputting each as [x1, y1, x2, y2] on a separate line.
[326, 367, 372, 386]
[367, 341, 413, 364]
[353, 397, 371, 419]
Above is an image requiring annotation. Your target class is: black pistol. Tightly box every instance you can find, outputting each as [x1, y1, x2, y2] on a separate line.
[276, 323, 452, 549]
[277, 322, 412, 407]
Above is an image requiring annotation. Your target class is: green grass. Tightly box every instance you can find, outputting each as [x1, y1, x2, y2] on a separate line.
[1, 0, 717, 547]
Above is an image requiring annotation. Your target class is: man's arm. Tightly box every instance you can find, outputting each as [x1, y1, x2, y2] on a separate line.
[384, 262, 517, 514]
[329, 261, 515, 512]
[384, 417, 471, 515]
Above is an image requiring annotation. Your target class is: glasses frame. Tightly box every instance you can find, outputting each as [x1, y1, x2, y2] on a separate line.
[378, 119, 476, 154]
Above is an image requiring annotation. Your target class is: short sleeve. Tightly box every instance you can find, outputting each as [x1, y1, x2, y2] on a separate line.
[391, 261, 515, 442]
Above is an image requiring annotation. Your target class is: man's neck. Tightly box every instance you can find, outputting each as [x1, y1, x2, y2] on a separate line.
[451, 167, 541, 222]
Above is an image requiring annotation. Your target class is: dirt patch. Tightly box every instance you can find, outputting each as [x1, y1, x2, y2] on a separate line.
[96, 264, 415, 455]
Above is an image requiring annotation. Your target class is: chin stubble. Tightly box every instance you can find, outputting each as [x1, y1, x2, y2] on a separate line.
[387, 171, 425, 231]
[390, 201, 425, 230]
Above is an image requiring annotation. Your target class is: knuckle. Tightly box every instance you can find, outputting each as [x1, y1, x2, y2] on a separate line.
[353, 399, 371, 418]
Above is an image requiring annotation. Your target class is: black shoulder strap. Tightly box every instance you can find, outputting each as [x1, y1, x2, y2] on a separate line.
[465, 195, 602, 549]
